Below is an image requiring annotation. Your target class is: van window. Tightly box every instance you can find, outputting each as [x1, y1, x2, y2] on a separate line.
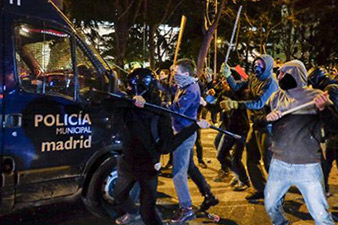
[75, 46, 101, 97]
[14, 23, 74, 98]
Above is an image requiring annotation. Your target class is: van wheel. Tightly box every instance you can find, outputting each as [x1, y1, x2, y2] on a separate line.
[82, 156, 120, 219]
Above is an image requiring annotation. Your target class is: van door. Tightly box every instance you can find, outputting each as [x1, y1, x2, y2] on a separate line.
[2, 20, 106, 204]
[1, 0, 18, 214]
[0, 0, 4, 208]
[0, 0, 3, 173]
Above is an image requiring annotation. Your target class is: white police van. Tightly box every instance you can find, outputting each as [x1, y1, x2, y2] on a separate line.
[0, 0, 124, 218]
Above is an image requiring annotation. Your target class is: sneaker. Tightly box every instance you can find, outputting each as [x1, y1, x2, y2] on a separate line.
[229, 176, 239, 186]
[198, 160, 208, 169]
[232, 182, 249, 192]
[245, 190, 264, 201]
[171, 207, 195, 223]
[213, 169, 229, 182]
[115, 213, 140, 225]
[200, 194, 219, 211]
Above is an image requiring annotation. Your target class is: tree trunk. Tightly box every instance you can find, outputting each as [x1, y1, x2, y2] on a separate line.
[156, 30, 163, 64]
[196, 0, 226, 77]
[149, 25, 157, 70]
[114, 23, 128, 79]
[197, 31, 215, 77]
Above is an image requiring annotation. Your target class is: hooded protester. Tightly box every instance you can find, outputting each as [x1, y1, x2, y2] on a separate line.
[220, 54, 279, 201]
[307, 67, 338, 197]
[107, 68, 210, 225]
[308, 67, 338, 90]
[261, 60, 338, 225]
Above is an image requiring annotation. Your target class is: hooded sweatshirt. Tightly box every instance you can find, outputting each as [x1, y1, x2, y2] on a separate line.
[267, 60, 338, 164]
[105, 97, 199, 179]
[226, 54, 279, 122]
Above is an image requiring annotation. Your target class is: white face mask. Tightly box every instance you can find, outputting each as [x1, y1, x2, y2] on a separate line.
[174, 73, 197, 88]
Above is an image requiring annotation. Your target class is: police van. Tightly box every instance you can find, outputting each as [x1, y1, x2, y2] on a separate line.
[0, 0, 123, 218]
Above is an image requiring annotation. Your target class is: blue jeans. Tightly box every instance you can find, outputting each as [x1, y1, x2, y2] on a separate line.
[264, 159, 334, 225]
[172, 133, 197, 208]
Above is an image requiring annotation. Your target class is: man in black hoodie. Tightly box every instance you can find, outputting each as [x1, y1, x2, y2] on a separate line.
[307, 67, 338, 197]
[262, 60, 337, 225]
[110, 68, 210, 225]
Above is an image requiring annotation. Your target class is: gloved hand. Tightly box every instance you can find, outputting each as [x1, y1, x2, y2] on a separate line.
[220, 63, 231, 78]
[220, 98, 239, 111]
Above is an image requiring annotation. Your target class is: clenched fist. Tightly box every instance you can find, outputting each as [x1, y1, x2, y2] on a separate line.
[266, 110, 282, 122]
[133, 95, 146, 108]
[314, 91, 330, 111]
[197, 119, 211, 129]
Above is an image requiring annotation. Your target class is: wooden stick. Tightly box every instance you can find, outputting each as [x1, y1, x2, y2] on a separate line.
[224, 5, 242, 65]
[169, 15, 187, 85]
[281, 96, 334, 117]
[281, 101, 315, 117]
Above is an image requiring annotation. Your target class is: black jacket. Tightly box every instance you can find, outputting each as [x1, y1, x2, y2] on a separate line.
[106, 98, 199, 178]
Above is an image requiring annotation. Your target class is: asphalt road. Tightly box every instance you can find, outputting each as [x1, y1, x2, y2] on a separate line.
[1, 128, 338, 225]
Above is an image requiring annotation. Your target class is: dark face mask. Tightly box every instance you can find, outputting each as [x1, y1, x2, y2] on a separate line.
[278, 73, 297, 90]
[254, 65, 264, 77]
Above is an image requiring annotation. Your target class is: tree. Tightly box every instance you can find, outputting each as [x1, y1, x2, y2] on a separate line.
[142, 0, 185, 69]
[66, 0, 143, 73]
[196, 0, 226, 77]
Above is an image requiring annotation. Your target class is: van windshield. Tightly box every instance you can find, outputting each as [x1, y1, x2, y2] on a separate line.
[14, 23, 109, 99]
[77, 30, 110, 71]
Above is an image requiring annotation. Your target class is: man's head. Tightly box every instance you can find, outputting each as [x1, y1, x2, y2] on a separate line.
[159, 69, 169, 81]
[172, 59, 198, 88]
[221, 78, 230, 91]
[126, 68, 160, 104]
[307, 67, 326, 88]
[175, 58, 196, 77]
[252, 54, 274, 80]
[277, 60, 307, 90]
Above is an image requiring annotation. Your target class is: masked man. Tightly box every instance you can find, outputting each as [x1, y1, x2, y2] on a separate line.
[307, 67, 338, 197]
[108, 68, 210, 225]
[261, 60, 338, 225]
[220, 55, 279, 200]
[170, 59, 219, 223]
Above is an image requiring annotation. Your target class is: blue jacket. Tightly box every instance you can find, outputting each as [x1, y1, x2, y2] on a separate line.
[171, 82, 201, 132]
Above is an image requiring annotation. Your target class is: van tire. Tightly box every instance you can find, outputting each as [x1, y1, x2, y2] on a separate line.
[82, 156, 120, 219]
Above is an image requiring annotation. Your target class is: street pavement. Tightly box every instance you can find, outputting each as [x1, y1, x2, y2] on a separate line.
[1, 128, 338, 225]
[156, 128, 338, 225]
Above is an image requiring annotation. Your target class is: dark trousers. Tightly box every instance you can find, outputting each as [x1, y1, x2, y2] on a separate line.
[214, 132, 230, 173]
[324, 147, 338, 192]
[113, 160, 162, 225]
[245, 127, 272, 192]
[216, 133, 249, 185]
[188, 147, 211, 196]
[195, 129, 203, 162]
[201, 104, 219, 124]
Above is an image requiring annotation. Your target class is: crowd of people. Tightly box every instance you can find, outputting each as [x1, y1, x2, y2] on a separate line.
[109, 55, 338, 225]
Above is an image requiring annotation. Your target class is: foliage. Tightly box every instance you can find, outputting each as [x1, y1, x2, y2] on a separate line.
[64, 0, 338, 74]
